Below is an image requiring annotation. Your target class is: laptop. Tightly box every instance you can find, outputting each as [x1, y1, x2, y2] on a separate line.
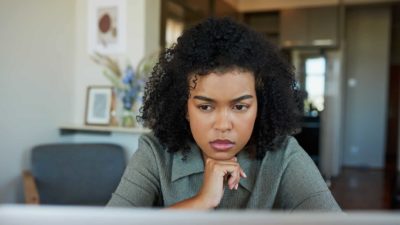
[1, 204, 400, 225]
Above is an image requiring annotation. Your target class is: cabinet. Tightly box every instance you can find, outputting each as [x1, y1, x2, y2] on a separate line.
[294, 116, 320, 166]
[244, 12, 280, 47]
[280, 6, 339, 48]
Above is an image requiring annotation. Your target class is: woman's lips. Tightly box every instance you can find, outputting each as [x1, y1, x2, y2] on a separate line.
[209, 140, 235, 151]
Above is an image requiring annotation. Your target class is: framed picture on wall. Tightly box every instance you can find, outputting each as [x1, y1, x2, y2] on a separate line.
[85, 86, 113, 125]
[88, 0, 127, 54]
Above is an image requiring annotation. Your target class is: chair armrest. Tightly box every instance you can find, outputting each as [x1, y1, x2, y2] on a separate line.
[22, 170, 40, 204]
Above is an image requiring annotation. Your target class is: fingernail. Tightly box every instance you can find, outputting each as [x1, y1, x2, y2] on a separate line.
[235, 183, 238, 190]
[243, 171, 247, 178]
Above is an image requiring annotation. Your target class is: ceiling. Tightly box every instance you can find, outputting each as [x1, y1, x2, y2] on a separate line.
[223, 0, 400, 12]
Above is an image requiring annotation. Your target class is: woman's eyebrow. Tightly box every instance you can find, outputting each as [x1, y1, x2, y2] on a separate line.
[193, 95, 254, 103]
[231, 95, 253, 102]
[193, 96, 215, 102]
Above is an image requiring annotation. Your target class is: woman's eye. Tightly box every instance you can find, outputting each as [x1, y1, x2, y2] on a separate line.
[233, 104, 249, 111]
[198, 105, 213, 111]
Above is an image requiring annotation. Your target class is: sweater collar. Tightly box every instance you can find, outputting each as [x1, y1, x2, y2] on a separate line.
[171, 143, 256, 192]
[171, 142, 204, 182]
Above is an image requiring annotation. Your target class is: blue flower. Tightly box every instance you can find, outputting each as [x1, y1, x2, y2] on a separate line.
[119, 65, 143, 110]
[92, 53, 149, 115]
[122, 65, 134, 84]
[122, 93, 133, 109]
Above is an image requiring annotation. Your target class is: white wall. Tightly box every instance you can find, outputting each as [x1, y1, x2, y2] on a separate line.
[342, 6, 391, 168]
[70, 0, 160, 156]
[73, 0, 160, 125]
[145, 0, 161, 56]
[0, 0, 160, 203]
[320, 50, 345, 178]
[0, 0, 75, 203]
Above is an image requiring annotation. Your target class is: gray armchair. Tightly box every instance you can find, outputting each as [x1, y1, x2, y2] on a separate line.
[23, 143, 126, 205]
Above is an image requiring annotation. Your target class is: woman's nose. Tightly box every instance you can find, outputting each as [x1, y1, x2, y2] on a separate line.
[214, 109, 232, 132]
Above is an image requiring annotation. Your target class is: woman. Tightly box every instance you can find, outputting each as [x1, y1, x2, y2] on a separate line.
[107, 18, 341, 211]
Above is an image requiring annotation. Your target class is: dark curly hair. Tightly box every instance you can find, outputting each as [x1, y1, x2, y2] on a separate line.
[139, 17, 301, 159]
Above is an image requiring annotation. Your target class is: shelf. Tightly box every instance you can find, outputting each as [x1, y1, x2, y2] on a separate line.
[59, 124, 151, 135]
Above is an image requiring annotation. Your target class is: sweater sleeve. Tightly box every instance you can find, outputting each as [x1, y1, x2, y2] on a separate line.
[274, 137, 341, 211]
[107, 134, 161, 207]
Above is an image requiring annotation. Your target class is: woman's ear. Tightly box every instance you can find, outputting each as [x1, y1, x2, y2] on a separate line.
[185, 104, 190, 121]
[186, 112, 189, 121]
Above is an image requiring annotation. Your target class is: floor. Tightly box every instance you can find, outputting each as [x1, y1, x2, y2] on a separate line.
[329, 167, 396, 210]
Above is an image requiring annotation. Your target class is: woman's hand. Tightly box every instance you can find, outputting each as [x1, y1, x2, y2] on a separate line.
[196, 156, 247, 208]
[167, 156, 246, 210]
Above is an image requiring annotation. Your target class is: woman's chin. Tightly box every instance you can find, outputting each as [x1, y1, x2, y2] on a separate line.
[205, 151, 237, 161]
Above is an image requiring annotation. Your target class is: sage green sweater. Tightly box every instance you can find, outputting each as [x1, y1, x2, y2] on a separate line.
[108, 133, 340, 211]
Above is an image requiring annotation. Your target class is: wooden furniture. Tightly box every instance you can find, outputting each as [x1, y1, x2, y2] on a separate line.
[243, 12, 280, 46]
[280, 6, 339, 48]
[22, 171, 40, 204]
[59, 124, 150, 135]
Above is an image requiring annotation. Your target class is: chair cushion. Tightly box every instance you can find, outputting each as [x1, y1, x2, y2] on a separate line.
[31, 143, 126, 205]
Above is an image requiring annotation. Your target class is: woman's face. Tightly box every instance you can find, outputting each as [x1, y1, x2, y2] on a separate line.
[187, 69, 258, 160]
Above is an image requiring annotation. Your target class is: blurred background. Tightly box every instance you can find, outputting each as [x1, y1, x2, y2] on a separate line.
[1, 0, 400, 210]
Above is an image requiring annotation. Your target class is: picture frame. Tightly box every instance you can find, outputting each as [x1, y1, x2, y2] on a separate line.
[85, 86, 113, 125]
[88, 0, 127, 54]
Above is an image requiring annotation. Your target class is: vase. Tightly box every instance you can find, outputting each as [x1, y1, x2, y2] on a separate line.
[121, 108, 136, 127]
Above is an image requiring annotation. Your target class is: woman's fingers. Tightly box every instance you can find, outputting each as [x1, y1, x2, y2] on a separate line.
[240, 169, 247, 178]
[227, 170, 237, 189]
[218, 157, 247, 190]
[224, 164, 244, 190]
[205, 157, 247, 190]
[212, 158, 248, 190]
